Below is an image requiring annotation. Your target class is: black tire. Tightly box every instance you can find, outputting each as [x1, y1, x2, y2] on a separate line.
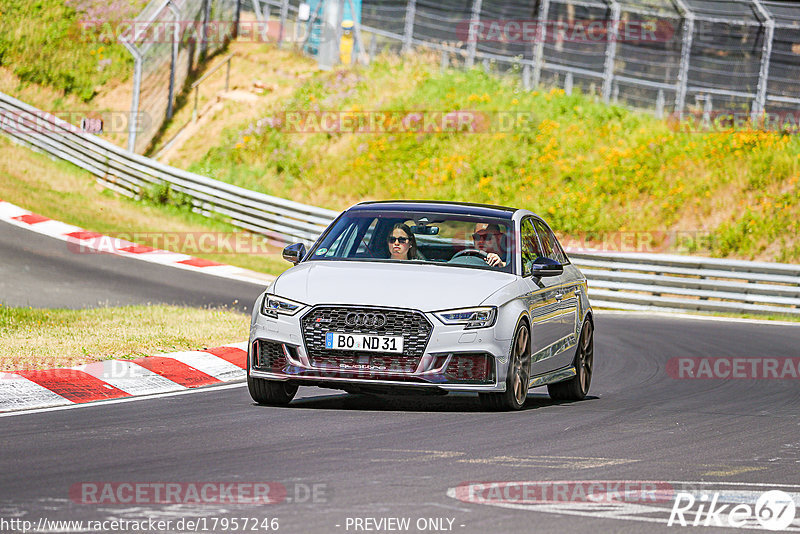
[248, 375, 298, 405]
[548, 319, 593, 401]
[479, 321, 530, 411]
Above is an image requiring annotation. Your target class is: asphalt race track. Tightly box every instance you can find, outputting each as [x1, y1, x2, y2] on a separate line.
[0, 220, 264, 311]
[2, 220, 799, 533]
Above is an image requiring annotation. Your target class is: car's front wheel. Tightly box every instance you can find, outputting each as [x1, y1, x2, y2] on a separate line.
[248, 376, 298, 405]
[479, 321, 530, 411]
[548, 318, 593, 401]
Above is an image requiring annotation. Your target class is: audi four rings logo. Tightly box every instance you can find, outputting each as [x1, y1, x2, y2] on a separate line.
[345, 312, 387, 327]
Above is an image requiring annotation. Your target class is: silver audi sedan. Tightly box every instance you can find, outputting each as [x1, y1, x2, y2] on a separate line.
[248, 200, 593, 410]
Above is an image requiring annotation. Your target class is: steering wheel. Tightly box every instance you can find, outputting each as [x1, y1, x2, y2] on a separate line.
[450, 248, 489, 260]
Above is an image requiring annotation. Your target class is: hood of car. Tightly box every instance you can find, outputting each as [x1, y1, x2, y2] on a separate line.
[270, 260, 516, 312]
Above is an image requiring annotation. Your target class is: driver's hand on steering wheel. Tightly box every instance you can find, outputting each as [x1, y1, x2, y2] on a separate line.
[485, 252, 506, 268]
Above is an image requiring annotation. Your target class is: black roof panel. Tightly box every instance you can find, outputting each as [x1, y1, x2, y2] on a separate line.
[350, 200, 518, 219]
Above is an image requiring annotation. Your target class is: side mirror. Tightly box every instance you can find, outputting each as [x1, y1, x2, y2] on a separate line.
[529, 257, 563, 277]
[282, 243, 306, 265]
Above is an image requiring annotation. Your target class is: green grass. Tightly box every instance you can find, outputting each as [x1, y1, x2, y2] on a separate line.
[0, 0, 143, 101]
[185, 51, 800, 263]
[0, 303, 249, 371]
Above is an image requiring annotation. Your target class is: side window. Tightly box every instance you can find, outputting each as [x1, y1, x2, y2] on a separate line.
[355, 218, 378, 256]
[521, 218, 542, 277]
[326, 222, 359, 257]
[533, 219, 566, 264]
[550, 232, 569, 264]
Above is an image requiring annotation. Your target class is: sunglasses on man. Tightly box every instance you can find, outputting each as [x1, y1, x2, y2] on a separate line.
[472, 232, 502, 242]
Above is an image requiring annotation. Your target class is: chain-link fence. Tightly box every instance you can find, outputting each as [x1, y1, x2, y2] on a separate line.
[122, 0, 240, 153]
[248, 0, 800, 124]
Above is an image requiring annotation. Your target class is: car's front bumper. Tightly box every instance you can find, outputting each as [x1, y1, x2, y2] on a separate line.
[248, 306, 513, 393]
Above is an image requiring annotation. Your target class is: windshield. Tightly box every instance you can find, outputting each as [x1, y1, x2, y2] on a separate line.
[307, 210, 516, 274]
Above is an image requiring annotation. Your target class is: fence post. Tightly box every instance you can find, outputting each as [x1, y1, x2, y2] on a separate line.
[522, 63, 531, 91]
[369, 33, 378, 62]
[465, 0, 482, 68]
[532, 0, 550, 88]
[602, 0, 620, 103]
[166, 1, 180, 119]
[655, 89, 665, 118]
[565, 71, 573, 96]
[673, 0, 694, 120]
[200, 0, 212, 60]
[234, 0, 242, 39]
[402, 0, 416, 54]
[278, 0, 289, 47]
[751, 0, 775, 120]
[251, 0, 264, 21]
[120, 38, 142, 153]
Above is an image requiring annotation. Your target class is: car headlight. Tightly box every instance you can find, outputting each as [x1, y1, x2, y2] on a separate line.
[433, 307, 497, 329]
[262, 294, 305, 318]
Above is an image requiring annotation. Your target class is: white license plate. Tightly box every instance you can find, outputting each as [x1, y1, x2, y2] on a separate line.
[325, 333, 404, 353]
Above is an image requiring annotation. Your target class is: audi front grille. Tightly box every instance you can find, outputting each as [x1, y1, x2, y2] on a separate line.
[300, 306, 433, 374]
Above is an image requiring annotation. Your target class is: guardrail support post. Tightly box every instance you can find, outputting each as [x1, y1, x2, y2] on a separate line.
[402, 0, 416, 54]
[225, 57, 231, 91]
[465, 0, 482, 68]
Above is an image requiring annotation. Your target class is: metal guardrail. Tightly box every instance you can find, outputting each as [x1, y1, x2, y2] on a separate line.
[1, 90, 798, 316]
[0, 91, 338, 247]
[568, 252, 800, 316]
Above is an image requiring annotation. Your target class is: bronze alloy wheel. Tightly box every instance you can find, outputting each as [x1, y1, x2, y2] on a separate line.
[480, 321, 530, 411]
[548, 319, 593, 401]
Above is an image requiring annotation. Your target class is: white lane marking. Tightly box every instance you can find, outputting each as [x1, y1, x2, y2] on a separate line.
[0, 203, 30, 218]
[73, 360, 186, 396]
[30, 220, 82, 235]
[0, 381, 247, 418]
[457, 455, 637, 469]
[165, 351, 246, 381]
[0, 375, 73, 411]
[221, 341, 248, 351]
